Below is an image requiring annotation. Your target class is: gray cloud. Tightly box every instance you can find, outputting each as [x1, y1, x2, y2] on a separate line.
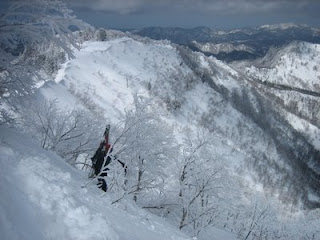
[69, 0, 319, 15]
[68, 0, 320, 29]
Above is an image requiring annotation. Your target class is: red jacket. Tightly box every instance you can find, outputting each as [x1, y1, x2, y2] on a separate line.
[104, 135, 111, 153]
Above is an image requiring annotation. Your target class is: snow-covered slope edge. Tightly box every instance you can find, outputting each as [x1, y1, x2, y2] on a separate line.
[0, 126, 196, 240]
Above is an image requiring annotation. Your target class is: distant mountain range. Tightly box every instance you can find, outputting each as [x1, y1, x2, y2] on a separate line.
[130, 24, 320, 61]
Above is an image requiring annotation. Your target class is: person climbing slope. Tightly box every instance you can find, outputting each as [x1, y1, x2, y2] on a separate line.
[91, 124, 112, 192]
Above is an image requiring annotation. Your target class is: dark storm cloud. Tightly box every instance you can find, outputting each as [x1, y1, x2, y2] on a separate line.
[69, 0, 319, 15]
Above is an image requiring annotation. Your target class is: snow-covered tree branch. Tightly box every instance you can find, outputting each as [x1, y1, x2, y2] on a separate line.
[107, 93, 177, 204]
[20, 98, 102, 166]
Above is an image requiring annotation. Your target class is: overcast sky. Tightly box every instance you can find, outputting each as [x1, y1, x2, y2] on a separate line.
[67, 0, 320, 29]
[2, 0, 320, 29]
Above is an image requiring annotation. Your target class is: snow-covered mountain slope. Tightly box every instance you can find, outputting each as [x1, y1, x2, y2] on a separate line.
[2, 27, 320, 238]
[243, 42, 320, 92]
[33, 34, 320, 210]
[51, 37, 193, 119]
[38, 37, 253, 188]
[232, 42, 320, 154]
[39, 37, 271, 179]
[0, 34, 241, 238]
[0, 126, 202, 240]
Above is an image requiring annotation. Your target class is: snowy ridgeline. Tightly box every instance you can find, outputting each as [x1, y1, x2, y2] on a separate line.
[0, 126, 237, 240]
[192, 41, 255, 55]
[2, 33, 320, 239]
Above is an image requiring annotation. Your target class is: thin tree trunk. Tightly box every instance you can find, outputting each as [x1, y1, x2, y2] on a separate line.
[133, 158, 144, 202]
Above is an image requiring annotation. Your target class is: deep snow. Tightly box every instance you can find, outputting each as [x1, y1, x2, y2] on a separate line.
[0, 125, 237, 240]
[0, 126, 192, 240]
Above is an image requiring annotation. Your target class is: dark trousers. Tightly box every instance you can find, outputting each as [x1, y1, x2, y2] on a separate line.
[97, 178, 107, 192]
[97, 171, 108, 192]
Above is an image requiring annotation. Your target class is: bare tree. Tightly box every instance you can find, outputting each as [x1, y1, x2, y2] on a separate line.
[0, 0, 88, 56]
[0, 0, 90, 122]
[175, 128, 225, 237]
[242, 202, 270, 240]
[20, 98, 102, 166]
[107, 93, 177, 204]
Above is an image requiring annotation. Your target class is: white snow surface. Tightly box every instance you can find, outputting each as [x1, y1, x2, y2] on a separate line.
[244, 42, 320, 92]
[0, 126, 193, 240]
[48, 38, 193, 120]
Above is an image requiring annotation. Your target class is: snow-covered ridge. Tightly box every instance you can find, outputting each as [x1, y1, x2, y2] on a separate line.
[243, 41, 320, 92]
[232, 41, 320, 152]
[192, 41, 254, 54]
[51, 36, 192, 118]
[258, 23, 308, 30]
